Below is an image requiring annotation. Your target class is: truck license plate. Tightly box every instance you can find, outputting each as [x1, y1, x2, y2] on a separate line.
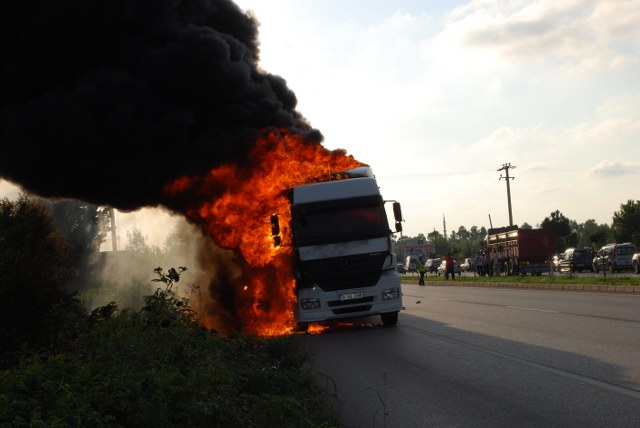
[339, 291, 364, 301]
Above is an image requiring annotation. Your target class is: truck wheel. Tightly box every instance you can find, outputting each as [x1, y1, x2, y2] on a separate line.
[381, 312, 398, 326]
[295, 322, 308, 333]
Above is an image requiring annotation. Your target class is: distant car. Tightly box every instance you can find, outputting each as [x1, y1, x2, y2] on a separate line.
[460, 257, 475, 272]
[404, 255, 418, 273]
[396, 263, 406, 274]
[593, 242, 637, 273]
[437, 259, 461, 276]
[425, 258, 441, 274]
[557, 248, 593, 273]
[633, 252, 640, 274]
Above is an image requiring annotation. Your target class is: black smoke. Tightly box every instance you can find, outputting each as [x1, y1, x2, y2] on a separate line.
[1, 0, 320, 212]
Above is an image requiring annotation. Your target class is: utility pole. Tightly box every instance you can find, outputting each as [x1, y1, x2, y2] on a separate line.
[443, 214, 447, 241]
[110, 207, 118, 251]
[497, 163, 516, 226]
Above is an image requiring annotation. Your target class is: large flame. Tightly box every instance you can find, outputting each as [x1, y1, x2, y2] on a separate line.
[164, 130, 364, 336]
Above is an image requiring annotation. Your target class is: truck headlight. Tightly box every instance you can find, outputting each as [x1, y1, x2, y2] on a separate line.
[300, 298, 320, 310]
[382, 287, 400, 300]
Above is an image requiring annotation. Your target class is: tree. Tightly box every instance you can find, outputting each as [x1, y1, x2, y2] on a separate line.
[126, 225, 162, 256]
[541, 210, 575, 252]
[427, 230, 443, 242]
[579, 219, 599, 247]
[588, 224, 611, 249]
[0, 194, 74, 353]
[45, 199, 108, 257]
[43, 199, 110, 292]
[611, 200, 640, 247]
[425, 230, 449, 256]
[457, 226, 470, 240]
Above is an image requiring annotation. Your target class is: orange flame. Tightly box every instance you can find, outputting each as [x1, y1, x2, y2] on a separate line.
[164, 129, 364, 336]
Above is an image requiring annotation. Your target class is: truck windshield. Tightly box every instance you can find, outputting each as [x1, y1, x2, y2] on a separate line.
[291, 195, 390, 246]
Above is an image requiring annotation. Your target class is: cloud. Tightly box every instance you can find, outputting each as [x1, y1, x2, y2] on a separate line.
[586, 160, 640, 177]
[597, 93, 640, 118]
[444, 0, 640, 70]
[471, 125, 543, 154]
[569, 118, 639, 145]
[568, 94, 640, 145]
[387, 11, 432, 28]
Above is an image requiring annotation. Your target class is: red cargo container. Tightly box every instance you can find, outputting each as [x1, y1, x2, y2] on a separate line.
[486, 226, 556, 275]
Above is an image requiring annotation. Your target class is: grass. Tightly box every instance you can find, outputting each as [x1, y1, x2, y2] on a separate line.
[402, 272, 640, 287]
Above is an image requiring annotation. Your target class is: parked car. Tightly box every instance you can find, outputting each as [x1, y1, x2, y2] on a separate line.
[592, 242, 637, 273]
[396, 263, 406, 274]
[460, 257, 476, 272]
[633, 252, 640, 274]
[437, 259, 461, 276]
[557, 247, 593, 273]
[425, 258, 441, 274]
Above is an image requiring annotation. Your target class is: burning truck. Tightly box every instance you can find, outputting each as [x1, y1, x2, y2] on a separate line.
[271, 166, 404, 332]
[1, 1, 401, 336]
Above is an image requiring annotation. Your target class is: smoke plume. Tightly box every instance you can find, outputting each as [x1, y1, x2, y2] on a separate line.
[0, 0, 319, 212]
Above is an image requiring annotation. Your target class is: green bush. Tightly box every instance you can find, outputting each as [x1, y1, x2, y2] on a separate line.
[0, 268, 338, 427]
[0, 195, 75, 359]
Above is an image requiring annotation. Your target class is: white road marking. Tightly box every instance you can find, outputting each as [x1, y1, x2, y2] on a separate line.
[506, 306, 559, 313]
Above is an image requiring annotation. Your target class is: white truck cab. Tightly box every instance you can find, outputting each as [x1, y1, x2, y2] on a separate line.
[271, 167, 403, 331]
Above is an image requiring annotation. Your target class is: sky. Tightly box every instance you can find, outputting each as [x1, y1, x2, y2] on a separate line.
[231, 0, 640, 234]
[2, 0, 639, 246]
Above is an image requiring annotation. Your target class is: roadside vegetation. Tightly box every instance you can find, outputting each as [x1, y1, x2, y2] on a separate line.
[394, 201, 640, 261]
[0, 195, 338, 427]
[401, 272, 640, 287]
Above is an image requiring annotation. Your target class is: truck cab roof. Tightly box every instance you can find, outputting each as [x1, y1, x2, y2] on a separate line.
[292, 169, 380, 204]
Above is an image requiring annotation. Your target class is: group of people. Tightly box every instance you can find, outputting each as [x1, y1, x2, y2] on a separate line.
[474, 249, 505, 276]
[415, 253, 457, 285]
[414, 248, 513, 284]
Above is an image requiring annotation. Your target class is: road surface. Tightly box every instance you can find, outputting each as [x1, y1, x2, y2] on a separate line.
[301, 283, 640, 427]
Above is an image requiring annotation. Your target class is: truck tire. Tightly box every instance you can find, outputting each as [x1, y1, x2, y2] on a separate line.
[381, 311, 398, 326]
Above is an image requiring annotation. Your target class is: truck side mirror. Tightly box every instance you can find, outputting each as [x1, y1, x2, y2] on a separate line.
[393, 202, 403, 222]
[392, 202, 403, 233]
[270, 214, 281, 246]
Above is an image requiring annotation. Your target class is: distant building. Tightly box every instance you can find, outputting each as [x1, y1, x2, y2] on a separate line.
[402, 243, 435, 259]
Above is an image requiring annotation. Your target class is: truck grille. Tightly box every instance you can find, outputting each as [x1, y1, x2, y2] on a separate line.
[332, 305, 373, 315]
[327, 296, 374, 307]
[300, 253, 387, 291]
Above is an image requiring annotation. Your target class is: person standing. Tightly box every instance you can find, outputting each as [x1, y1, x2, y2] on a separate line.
[492, 249, 501, 276]
[416, 256, 426, 286]
[475, 251, 484, 276]
[444, 253, 455, 280]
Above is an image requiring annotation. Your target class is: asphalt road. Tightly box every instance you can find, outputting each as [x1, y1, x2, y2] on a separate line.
[300, 283, 640, 428]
